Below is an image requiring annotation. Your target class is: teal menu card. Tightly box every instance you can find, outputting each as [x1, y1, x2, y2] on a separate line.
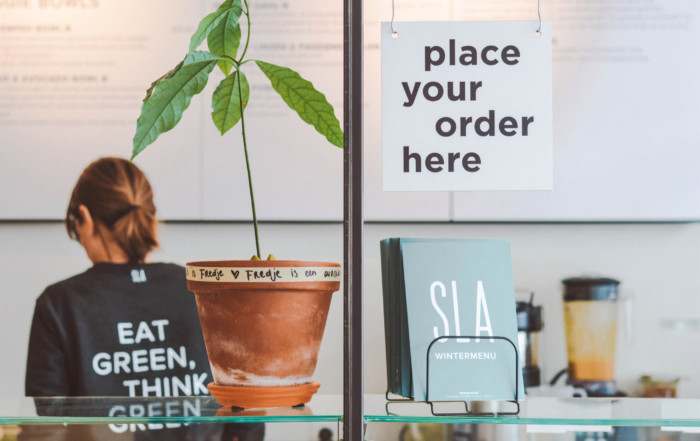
[400, 239, 524, 402]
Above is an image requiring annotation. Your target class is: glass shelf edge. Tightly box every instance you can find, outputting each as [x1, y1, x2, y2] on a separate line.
[363, 416, 700, 427]
[4, 396, 700, 427]
[0, 415, 342, 425]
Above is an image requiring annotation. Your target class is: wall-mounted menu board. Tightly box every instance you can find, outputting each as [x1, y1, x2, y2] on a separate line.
[0, 0, 345, 221]
[1, 0, 699, 221]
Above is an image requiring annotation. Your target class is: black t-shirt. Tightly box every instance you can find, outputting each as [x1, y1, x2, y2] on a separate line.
[26, 262, 212, 397]
[24, 262, 264, 441]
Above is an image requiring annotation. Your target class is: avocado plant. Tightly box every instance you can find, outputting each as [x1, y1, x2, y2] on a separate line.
[131, 0, 343, 259]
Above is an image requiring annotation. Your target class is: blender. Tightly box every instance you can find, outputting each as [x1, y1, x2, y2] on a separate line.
[516, 294, 543, 389]
[562, 277, 620, 397]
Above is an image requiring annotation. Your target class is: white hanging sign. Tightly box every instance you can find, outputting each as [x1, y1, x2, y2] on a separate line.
[382, 21, 553, 191]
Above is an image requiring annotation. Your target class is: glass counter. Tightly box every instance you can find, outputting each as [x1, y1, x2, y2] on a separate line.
[0, 395, 343, 425]
[2, 395, 700, 426]
[3, 395, 700, 441]
[365, 395, 700, 427]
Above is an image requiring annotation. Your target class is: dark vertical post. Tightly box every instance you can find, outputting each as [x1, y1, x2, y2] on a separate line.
[343, 0, 363, 437]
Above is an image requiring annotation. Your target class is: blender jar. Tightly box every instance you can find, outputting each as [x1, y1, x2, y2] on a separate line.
[562, 277, 619, 396]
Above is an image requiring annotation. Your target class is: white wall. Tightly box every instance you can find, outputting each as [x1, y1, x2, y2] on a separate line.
[2, 221, 700, 398]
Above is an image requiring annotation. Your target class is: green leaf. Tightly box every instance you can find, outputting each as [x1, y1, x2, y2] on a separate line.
[255, 61, 343, 148]
[212, 69, 250, 135]
[132, 51, 222, 159]
[207, 7, 243, 75]
[189, 0, 243, 52]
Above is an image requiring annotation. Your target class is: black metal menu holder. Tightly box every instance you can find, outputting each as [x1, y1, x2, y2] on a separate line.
[386, 335, 521, 417]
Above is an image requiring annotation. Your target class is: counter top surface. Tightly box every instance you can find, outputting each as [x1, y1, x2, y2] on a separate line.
[1, 395, 699, 426]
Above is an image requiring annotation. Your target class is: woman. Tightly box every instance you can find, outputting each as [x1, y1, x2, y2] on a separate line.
[24, 157, 262, 440]
[25, 156, 212, 397]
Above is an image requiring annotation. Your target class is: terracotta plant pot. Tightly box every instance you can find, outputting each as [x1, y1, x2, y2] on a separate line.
[186, 260, 341, 408]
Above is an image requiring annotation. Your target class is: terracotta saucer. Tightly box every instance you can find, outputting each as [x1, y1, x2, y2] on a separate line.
[215, 403, 314, 417]
[207, 381, 321, 409]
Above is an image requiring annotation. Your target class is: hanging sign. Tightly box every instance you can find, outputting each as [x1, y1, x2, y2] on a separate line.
[382, 21, 552, 191]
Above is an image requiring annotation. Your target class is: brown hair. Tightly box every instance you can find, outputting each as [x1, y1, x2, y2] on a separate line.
[65, 157, 159, 263]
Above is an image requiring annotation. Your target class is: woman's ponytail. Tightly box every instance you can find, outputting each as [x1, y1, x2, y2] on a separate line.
[66, 157, 159, 263]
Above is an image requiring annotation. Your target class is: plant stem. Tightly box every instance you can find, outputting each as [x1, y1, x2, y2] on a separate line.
[233, 1, 259, 258]
[237, 68, 260, 259]
[239, 0, 251, 62]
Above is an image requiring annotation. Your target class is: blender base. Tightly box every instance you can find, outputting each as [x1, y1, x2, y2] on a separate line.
[567, 379, 623, 397]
